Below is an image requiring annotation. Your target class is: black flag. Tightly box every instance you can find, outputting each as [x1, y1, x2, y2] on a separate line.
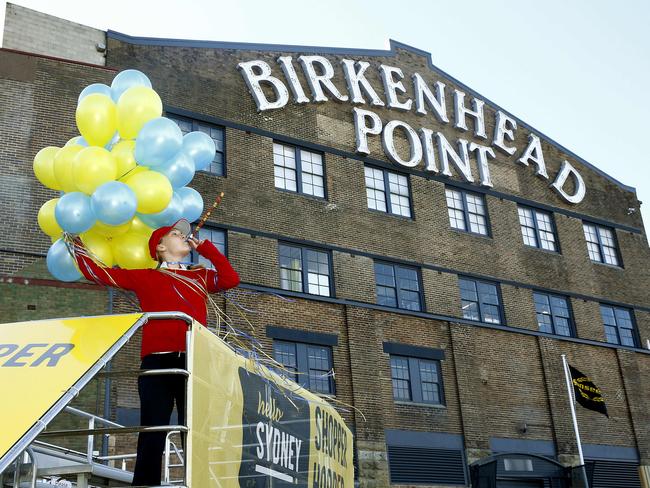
[569, 365, 608, 417]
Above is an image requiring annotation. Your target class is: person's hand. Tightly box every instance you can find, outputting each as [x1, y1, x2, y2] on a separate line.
[187, 236, 204, 250]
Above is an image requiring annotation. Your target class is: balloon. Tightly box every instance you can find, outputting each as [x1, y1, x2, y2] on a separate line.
[117, 164, 148, 182]
[93, 219, 132, 237]
[137, 192, 183, 228]
[91, 181, 137, 225]
[73, 146, 117, 195]
[111, 232, 157, 269]
[110, 69, 152, 103]
[155, 150, 195, 188]
[65, 136, 89, 147]
[37, 198, 63, 237]
[126, 170, 173, 214]
[53, 145, 84, 193]
[75, 93, 117, 147]
[80, 230, 114, 267]
[33, 146, 62, 190]
[116, 86, 163, 140]
[130, 215, 155, 237]
[105, 131, 120, 150]
[134, 117, 182, 167]
[111, 140, 137, 179]
[55, 192, 96, 234]
[183, 131, 216, 171]
[176, 186, 204, 222]
[47, 239, 82, 282]
[78, 83, 112, 105]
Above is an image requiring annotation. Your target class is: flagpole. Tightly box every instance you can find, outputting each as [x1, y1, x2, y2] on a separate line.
[562, 354, 589, 488]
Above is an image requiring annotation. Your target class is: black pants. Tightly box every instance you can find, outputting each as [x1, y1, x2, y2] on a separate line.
[132, 353, 186, 486]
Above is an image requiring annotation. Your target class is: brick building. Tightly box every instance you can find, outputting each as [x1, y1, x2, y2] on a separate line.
[1, 4, 649, 487]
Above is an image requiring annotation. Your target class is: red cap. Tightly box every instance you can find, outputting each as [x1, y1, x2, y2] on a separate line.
[148, 219, 192, 260]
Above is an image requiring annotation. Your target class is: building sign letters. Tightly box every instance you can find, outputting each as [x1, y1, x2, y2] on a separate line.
[238, 55, 586, 204]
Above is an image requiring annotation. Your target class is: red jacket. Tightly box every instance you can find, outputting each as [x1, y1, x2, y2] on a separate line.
[75, 240, 240, 357]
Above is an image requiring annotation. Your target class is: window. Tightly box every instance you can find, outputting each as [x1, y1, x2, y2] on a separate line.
[458, 277, 503, 324]
[278, 243, 331, 296]
[364, 166, 412, 218]
[583, 223, 620, 266]
[390, 355, 443, 405]
[374, 262, 423, 311]
[166, 113, 225, 175]
[600, 305, 638, 347]
[533, 292, 573, 336]
[518, 206, 558, 251]
[272, 340, 334, 394]
[273, 142, 325, 198]
[445, 187, 489, 236]
[191, 227, 226, 268]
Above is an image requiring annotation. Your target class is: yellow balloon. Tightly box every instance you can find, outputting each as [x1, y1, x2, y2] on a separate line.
[116, 86, 163, 140]
[54, 145, 84, 193]
[111, 140, 137, 180]
[80, 230, 114, 267]
[33, 146, 62, 190]
[75, 93, 117, 147]
[111, 232, 157, 269]
[93, 220, 132, 238]
[37, 198, 63, 237]
[126, 170, 172, 214]
[50, 235, 61, 244]
[73, 146, 117, 195]
[130, 215, 155, 237]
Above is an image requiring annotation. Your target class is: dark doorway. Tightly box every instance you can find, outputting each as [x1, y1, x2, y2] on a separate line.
[497, 480, 544, 488]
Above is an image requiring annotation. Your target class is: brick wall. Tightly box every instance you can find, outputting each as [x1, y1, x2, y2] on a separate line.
[2, 3, 106, 65]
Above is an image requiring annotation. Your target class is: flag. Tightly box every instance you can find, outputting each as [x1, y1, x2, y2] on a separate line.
[569, 364, 608, 417]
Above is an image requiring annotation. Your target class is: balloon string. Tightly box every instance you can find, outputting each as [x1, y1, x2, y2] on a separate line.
[188, 192, 224, 240]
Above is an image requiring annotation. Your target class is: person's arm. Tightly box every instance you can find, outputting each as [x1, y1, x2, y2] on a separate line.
[195, 240, 240, 292]
[73, 240, 137, 290]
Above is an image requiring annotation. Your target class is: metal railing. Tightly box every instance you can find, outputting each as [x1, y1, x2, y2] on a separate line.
[0, 311, 194, 488]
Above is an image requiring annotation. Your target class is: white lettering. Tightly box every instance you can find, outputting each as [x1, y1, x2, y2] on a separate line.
[493, 110, 517, 155]
[382, 120, 422, 168]
[380, 65, 412, 111]
[454, 90, 487, 139]
[437, 133, 474, 182]
[277, 56, 309, 104]
[551, 160, 586, 204]
[420, 127, 439, 173]
[518, 134, 549, 179]
[413, 73, 449, 122]
[237, 60, 289, 111]
[298, 55, 348, 102]
[341, 59, 385, 106]
[353, 107, 382, 155]
[469, 142, 496, 187]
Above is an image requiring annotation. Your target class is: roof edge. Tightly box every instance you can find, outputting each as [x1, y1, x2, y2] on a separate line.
[106, 30, 637, 195]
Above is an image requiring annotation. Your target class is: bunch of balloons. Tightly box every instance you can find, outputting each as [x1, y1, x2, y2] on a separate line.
[33, 69, 215, 281]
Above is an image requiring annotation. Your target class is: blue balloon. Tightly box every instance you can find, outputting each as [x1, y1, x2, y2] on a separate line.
[110, 69, 152, 103]
[155, 150, 195, 188]
[137, 192, 183, 228]
[176, 186, 203, 223]
[47, 239, 82, 282]
[105, 131, 120, 150]
[65, 136, 89, 147]
[55, 192, 96, 234]
[135, 117, 182, 167]
[91, 181, 137, 225]
[182, 132, 216, 171]
[78, 83, 112, 105]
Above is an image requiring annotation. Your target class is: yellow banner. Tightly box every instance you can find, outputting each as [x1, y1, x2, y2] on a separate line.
[0, 314, 143, 463]
[188, 325, 354, 487]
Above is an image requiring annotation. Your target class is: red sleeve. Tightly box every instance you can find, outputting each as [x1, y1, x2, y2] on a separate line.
[74, 242, 137, 291]
[196, 240, 240, 292]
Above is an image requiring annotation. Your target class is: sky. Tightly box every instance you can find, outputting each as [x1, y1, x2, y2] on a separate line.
[2, 0, 649, 231]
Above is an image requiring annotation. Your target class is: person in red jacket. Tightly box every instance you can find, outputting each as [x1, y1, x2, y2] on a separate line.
[74, 218, 239, 486]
